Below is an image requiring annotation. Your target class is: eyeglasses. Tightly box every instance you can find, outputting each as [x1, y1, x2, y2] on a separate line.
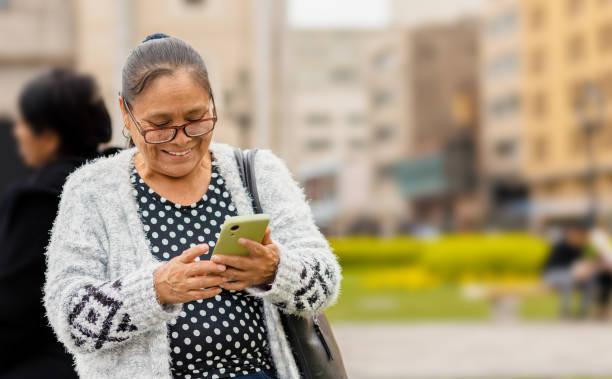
[122, 96, 217, 144]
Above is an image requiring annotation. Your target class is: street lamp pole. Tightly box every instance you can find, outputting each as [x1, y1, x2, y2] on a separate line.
[576, 82, 605, 223]
[585, 119, 598, 221]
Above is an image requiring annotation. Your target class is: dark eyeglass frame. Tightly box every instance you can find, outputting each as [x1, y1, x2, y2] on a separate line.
[122, 95, 217, 144]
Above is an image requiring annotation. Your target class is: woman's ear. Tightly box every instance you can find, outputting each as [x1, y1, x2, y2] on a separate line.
[41, 129, 60, 158]
[118, 96, 132, 133]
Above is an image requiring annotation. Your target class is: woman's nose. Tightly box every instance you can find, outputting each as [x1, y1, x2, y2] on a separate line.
[173, 126, 193, 144]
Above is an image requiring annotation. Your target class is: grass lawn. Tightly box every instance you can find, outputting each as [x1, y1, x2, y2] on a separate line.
[325, 268, 561, 323]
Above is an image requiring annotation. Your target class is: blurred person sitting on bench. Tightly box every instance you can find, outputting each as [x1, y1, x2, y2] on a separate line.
[542, 220, 595, 319]
[585, 222, 612, 320]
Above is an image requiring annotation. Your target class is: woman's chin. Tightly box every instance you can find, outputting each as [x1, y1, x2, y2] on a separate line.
[161, 164, 197, 178]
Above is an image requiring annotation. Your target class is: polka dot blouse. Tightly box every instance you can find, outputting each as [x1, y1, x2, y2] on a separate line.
[131, 154, 277, 379]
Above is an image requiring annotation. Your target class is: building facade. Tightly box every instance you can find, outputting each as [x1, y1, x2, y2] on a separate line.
[0, 0, 74, 116]
[521, 0, 612, 228]
[284, 30, 376, 235]
[363, 29, 413, 234]
[481, 0, 529, 228]
[393, 19, 482, 231]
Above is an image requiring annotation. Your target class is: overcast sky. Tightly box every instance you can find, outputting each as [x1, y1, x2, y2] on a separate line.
[288, 0, 486, 29]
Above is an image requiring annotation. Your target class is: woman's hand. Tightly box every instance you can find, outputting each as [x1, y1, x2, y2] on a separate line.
[211, 227, 280, 291]
[154, 244, 227, 304]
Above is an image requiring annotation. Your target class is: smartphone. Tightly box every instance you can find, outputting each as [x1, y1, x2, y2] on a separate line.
[212, 214, 270, 256]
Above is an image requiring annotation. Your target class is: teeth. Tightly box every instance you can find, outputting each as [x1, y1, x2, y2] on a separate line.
[166, 149, 191, 156]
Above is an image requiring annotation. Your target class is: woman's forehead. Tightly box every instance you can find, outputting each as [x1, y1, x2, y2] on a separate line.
[131, 70, 210, 114]
[139, 100, 210, 119]
[133, 96, 210, 118]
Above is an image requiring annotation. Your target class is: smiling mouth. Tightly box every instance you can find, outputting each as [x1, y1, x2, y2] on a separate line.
[163, 148, 192, 156]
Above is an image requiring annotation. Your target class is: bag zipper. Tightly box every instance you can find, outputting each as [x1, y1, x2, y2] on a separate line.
[313, 315, 333, 361]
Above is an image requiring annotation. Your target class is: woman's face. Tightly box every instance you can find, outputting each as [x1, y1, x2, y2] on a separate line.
[13, 118, 59, 168]
[120, 69, 214, 179]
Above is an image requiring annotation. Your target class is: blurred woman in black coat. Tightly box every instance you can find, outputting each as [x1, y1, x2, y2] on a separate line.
[0, 69, 117, 378]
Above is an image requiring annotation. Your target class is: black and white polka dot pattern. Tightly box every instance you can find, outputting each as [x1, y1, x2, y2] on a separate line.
[131, 155, 276, 379]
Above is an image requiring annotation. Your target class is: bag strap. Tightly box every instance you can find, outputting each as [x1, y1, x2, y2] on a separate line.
[233, 148, 263, 214]
[233, 147, 346, 377]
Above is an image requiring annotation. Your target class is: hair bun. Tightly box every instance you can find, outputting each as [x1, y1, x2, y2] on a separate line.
[142, 33, 170, 43]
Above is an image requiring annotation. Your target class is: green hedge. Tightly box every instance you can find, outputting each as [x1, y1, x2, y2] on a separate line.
[329, 234, 549, 279]
[329, 236, 423, 267]
[419, 234, 548, 279]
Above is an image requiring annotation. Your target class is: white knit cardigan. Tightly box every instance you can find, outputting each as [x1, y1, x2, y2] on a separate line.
[43, 143, 341, 378]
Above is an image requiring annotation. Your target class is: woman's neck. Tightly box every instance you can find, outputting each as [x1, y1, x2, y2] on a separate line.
[133, 151, 212, 206]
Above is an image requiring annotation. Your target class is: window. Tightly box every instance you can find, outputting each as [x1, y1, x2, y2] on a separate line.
[495, 140, 517, 158]
[377, 164, 395, 181]
[487, 11, 519, 36]
[237, 69, 249, 87]
[568, 79, 590, 109]
[530, 6, 545, 30]
[567, 34, 585, 62]
[599, 23, 612, 54]
[305, 112, 330, 126]
[489, 94, 520, 118]
[349, 139, 366, 149]
[488, 53, 519, 77]
[571, 128, 587, 153]
[330, 67, 356, 84]
[375, 125, 395, 142]
[306, 139, 331, 151]
[372, 90, 393, 107]
[347, 113, 365, 126]
[183, 0, 207, 5]
[567, 0, 584, 16]
[531, 92, 548, 119]
[599, 71, 612, 100]
[224, 91, 234, 107]
[530, 48, 546, 74]
[373, 51, 395, 70]
[304, 175, 336, 202]
[533, 136, 548, 162]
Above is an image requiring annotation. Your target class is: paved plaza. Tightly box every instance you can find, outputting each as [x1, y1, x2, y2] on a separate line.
[333, 322, 612, 379]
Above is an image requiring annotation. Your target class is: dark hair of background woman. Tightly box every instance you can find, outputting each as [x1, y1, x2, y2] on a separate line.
[18, 68, 112, 158]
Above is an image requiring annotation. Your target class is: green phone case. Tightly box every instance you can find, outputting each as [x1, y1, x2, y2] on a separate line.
[212, 214, 270, 256]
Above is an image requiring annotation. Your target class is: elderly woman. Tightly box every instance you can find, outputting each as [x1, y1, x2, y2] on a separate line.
[43, 34, 341, 379]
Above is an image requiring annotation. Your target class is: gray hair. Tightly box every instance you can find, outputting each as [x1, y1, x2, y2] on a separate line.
[121, 36, 213, 104]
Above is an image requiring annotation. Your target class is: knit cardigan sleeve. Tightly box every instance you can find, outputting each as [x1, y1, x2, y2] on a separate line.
[245, 149, 342, 316]
[43, 176, 181, 354]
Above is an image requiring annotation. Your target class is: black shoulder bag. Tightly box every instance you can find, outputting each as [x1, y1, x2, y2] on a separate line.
[233, 148, 348, 379]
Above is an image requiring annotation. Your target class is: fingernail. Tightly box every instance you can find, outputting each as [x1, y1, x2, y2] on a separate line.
[217, 264, 226, 271]
[238, 238, 245, 244]
[223, 277, 230, 282]
[199, 244, 208, 250]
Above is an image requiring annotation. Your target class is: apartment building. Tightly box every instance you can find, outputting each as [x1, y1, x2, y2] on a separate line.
[521, 0, 612, 227]
[284, 30, 375, 234]
[393, 19, 482, 230]
[481, 0, 528, 228]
